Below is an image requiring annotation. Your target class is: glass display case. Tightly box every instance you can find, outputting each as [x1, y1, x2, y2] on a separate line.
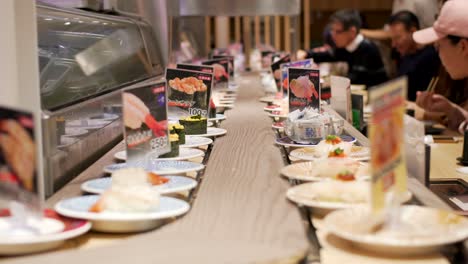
[37, 3, 165, 196]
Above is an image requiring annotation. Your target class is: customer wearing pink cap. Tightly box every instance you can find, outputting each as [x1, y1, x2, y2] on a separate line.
[414, 0, 468, 133]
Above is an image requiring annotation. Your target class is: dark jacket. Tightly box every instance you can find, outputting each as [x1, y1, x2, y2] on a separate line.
[306, 38, 388, 88]
[396, 45, 440, 101]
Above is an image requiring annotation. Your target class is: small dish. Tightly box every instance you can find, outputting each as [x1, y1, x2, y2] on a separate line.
[290, 146, 370, 161]
[113, 148, 204, 162]
[188, 127, 227, 137]
[280, 159, 369, 182]
[275, 135, 356, 148]
[81, 175, 197, 195]
[208, 114, 226, 122]
[103, 160, 205, 175]
[0, 209, 91, 255]
[323, 205, 468, 256]
[55, 195, 189, 233]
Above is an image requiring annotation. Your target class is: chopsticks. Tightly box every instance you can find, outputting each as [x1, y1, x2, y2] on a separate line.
[426, 76, 439, 93]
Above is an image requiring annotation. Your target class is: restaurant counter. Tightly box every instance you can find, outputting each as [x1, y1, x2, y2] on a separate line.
[2, 73, 459, 264]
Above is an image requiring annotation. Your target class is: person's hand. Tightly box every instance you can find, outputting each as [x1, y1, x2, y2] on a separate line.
[296, 49, 308, 60]
[416, 91, 455, 114]
[312, 45, 331, 53]
[0, 120, 35, 191]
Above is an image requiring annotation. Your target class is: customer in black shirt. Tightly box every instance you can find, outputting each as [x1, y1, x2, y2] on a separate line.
[297, 9, 388, 88]
[389, 11, 440, 101]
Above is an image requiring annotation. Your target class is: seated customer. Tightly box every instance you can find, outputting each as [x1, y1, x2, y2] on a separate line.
[361, 0, 439, 40]
[414, 0, 468, 132]
[389, 11, 440, 101]
[297, 9, 388, 88]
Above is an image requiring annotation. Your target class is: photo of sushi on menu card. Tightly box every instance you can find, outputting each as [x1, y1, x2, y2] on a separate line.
[166, 68, 214, 118]
[212, 55, 234, 78]
[122, 80, 170, 165]
[202, 58, 229, 90]
[288, 67, 320, 112]
[270, 54, 290, 93]
[280, 59, 314, 98]
[0, 106, 37, 193]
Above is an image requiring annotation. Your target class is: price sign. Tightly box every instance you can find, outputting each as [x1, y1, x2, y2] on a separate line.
[123, 80, 170, 165]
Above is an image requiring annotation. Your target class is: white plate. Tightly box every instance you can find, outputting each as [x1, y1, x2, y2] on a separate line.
[181, 136, 213, 148]
[55, 195, 190, 233]
[268, 112, 287, 119]
[323, 205, 468, 256]
[287, 181, 411, 215]
[208, 114, 226, 122]
[219, 98, 235, 103]
[264, 105, 282, 112]
[280, 159, 369, 182]
[259, 95, 275, 103]
[66, 119, 111, 130]
[272, 121, 284, 130]
[207, 121, 214, 127]
[64, 128, 88, 137]
[221, 94, 237, 99]
[103, 160, 204, 175]
[113, 148, 204, 161]
[81, 175, 197, 195]
[290, 146, 370, 161]
[275, 135, 357, 148]
[217, 104, 234, 108]
[0, 209, 91, 255]
[188, 127, 227, 137]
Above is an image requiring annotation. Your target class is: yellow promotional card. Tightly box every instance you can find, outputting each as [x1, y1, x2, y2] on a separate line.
[369, 77, 408, 214]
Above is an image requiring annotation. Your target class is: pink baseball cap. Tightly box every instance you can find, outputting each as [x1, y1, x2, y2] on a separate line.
[413, 0, 468, 44]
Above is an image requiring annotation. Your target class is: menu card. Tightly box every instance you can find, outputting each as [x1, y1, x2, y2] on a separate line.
[212, 55, 234, 78]
[288, 67, 320, 112]
[122, 80, 170, 165]
[0, 105, 41, 216]
[177, 64, 214, 75]
[369, 77, 408, 214]
[166, 68, 214, 119]
[202, 58, 229, 90]
[270, 54, 291, 93]
[280, 59, 314, 98]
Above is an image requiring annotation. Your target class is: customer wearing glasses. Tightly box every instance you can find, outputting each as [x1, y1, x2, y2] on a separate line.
[297, 9, 388, 88]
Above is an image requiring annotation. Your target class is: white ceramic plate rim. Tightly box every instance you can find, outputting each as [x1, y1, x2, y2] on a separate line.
[268, 113, 287, 118]
[289, 147, 370, 161]
[275, 137, 357, 148]
[55, 196, 190, 221]
[280, 162, 369, 182]
[81, 176, 197, 195]
[324, 205, 468, 247]
[180, 136, 213, 148]
[259, 96, 275, 103]
[114, 148, 204, 161]
[0, 219, 91, 245]
[208, 114, 226, 121]
[188, 127, 227, 137]
[287, 184, 411, 210]
[103, 162, 205, 175]
[264, 106, 282, 112]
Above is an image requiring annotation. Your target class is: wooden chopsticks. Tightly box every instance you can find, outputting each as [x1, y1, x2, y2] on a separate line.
[426, 76, 439, 93]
